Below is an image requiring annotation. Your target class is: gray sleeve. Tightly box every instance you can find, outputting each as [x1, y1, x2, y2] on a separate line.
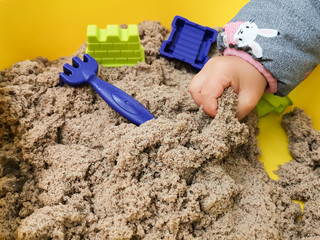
[217, 0, 320, 96]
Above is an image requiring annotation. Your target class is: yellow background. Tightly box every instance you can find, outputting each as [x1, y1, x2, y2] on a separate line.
[1, 0, 319, 180]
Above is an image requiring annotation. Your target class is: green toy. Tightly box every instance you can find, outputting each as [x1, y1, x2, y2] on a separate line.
[256, 94, 293, 117]
[86, 24, 145, 67]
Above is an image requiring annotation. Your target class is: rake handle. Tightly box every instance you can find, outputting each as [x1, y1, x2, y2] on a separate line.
[89, 75, 155, 125]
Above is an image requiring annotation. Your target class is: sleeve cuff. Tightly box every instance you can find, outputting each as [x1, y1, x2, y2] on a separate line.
[223, 48, 278, 94]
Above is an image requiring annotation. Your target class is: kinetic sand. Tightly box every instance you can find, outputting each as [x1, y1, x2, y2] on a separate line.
[1, 21, 320, 240]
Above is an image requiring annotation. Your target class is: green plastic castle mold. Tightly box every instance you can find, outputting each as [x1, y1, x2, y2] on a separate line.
[256, 94, 293, 117]
[86, 24, 145, 67]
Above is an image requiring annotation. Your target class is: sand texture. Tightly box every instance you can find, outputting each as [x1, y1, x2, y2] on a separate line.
[1, 21, 320, 240]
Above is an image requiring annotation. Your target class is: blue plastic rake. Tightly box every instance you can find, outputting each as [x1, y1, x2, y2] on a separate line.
[59, 54, 155, 125]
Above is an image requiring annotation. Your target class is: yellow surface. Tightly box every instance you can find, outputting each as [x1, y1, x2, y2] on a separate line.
[258, 66, 320, 180]
[1, 0, 319, 181]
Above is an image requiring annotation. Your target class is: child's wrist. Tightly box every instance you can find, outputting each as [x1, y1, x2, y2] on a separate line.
[222, 49, 277, 93]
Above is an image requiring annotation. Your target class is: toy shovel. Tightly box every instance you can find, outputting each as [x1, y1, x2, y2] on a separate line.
[59, 54, 155, 125]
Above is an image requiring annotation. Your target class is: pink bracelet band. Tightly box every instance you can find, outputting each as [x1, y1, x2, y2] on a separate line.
[223, 48, 278, 94]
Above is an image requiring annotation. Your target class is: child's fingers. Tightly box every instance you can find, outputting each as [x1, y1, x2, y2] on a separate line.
[188, 57, 223, 106]
[200, 75, 231, 117]
[188, 71, 208, 106]
[236, 74, 266, 120]
[236, 90, 259, 120]
[189, 57, 233, 116]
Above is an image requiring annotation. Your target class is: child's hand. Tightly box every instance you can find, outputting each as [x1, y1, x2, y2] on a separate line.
[188, 56, 267, 120]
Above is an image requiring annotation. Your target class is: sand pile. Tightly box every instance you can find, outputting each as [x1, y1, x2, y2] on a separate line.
[1, 21, 320, 240]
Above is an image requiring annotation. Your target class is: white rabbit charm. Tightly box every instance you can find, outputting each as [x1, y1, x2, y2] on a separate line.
[221, 20, 279, 58]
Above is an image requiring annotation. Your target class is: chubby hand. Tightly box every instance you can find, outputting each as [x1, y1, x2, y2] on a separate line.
[188, 56, 267, 120]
